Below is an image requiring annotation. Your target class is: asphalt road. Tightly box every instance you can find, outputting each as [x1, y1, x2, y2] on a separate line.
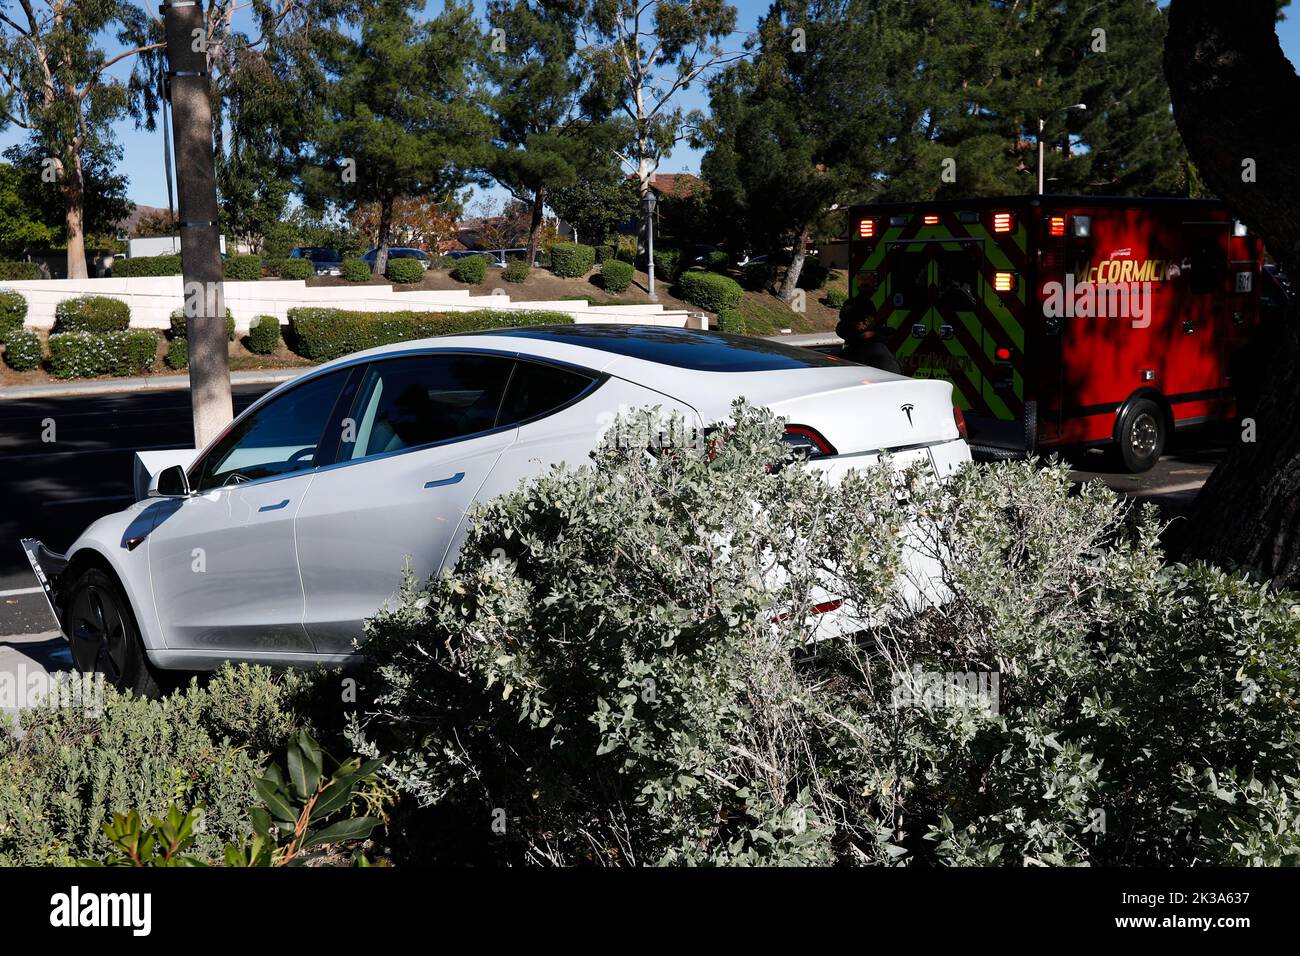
[0, 385, 1226, 642]
[0, 385, 270, 638]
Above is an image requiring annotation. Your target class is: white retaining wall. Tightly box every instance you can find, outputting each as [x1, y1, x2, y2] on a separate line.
[0, 277, 706, 332]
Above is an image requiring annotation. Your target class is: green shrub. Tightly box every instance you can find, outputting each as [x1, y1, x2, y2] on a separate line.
[675, 270, 744, 313]
[549, 242, 596, 278]
[165, 335, 188, 369]
[352, 403, 1300, 867]
[386, 257, 426, 284]
[248, 314, 280, 354]
[48, 330, 158, 378]
[797, 256, 830, 290]
[223, 254, 263, 281]
[652, 247, 680, 282]
[269, 257, 313, 281]
[113, 254, 182, 277]
[0, 665, 312, 865]
[341, 257, 372, 282]
[0, 261, 42, 280]
[287, 307, 574, 362]
[2, 328, 42, 371]
[600, 258, 635, 293]
[259, 223, 298, 259]
[717, 307, 747, 333]
[502, 259, 530, 283]
[451, 255, 488, 285]
[615, 243, 636, 264]
[595, 243, 616, 264]
[53, 295, 130, 333]
[0, 290, 27, 341]
[825, 288, 848, 309]
[741, 260, 774, 291]
[705, 250, 729, 272]
[427, 253, 453, 270]
[169, 308, 235, 341]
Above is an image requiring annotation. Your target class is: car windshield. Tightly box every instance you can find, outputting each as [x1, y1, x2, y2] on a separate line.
[470, 325, 854, 372]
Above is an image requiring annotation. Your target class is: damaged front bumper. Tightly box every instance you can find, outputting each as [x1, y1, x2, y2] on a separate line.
[19, 538, 67, 638]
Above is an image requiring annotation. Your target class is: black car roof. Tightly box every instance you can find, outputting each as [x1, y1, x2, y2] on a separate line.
[469, 324, 851, 372]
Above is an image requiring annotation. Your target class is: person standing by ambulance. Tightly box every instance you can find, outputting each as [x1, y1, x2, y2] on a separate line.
[836, 294, 903, 374]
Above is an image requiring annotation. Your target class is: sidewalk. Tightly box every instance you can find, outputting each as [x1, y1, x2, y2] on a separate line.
[0, 367, 305, 401]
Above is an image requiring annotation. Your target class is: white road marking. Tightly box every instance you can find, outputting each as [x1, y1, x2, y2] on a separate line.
[0, 586, 43, 598]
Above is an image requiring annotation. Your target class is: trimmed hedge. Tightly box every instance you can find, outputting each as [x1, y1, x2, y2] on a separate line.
[652, 247, 680, 282]
[549, 242, 596, 278]
[341, 258, 371, 282]
[675, 270, 745, 313]
[451, 255, 488, 284]
[387, 257, 426, 284]
[741, 261, 774, 291]
[825, 288, 848, 309]
[248, 314, 280, 354]
[717, 307, 747, 334]
[600, 258, 635, 293]
[223, 255, 263, 281]
[287, 307, 575, 362]
[113, 254, 182, 277]
[0, 261, 42, 281]
[2, 328, 42, 371]
[169, 308, 235, 341]
[502, 259, 529, 283]
[797, 256, 830, 290]
[48, 330, 158, 379]
[53, 295, 130, 334]
[705, 250, 729, 272]
[165, 336, 189, 369]
[269, 257, 314, 280]
[0, 290, 27, 341]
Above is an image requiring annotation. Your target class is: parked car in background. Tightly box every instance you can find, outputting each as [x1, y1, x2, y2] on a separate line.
[496, 248, 546, 267]
[361, 247, 430, 270]
[22, 325, 970, 694]
[289, 246, 343, 276]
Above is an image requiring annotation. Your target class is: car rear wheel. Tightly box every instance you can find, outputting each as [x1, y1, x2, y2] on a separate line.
[65, 567, 161, 698]
[1116, 398, 1166, 473]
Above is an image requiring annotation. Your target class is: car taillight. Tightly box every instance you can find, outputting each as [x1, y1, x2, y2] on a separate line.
[923, 214, 940, 225]
[1048, 215, 1066, 237]
[993, 271, 1015, 293]
[858, 218, 876, 239]
[992, 211, 1014, 233]
[782, 425, 837, 459]
[953, 406, 968, 439]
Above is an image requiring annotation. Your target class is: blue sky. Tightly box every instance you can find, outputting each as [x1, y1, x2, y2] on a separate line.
[2, 1, 1297, 212]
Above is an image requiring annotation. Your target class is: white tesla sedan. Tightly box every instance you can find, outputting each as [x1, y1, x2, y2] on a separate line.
[22, 325, 970, 694]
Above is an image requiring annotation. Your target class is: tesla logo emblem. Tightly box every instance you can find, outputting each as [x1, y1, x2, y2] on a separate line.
[901, 403, 915, 426]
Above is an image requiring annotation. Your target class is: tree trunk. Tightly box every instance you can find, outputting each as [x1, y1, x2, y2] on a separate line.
[526, 186, 546, 268]
[1164, 0, 1300, 587]
[373, 196, 394, 276]
[163, 1, 233, 448]
[779, 224, 812, 304]
[63, 152, 89, 280]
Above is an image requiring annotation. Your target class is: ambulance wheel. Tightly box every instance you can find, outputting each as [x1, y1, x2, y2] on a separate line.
[65, 566, 162, 699]
[1116, 398, 1166, 473]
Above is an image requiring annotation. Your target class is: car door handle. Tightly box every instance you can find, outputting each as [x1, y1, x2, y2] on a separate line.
[258, 499, 290, 512]
[424, 472, 465, 489]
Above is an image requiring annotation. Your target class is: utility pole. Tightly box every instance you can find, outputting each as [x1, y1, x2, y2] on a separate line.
[161, 0, 233, 447]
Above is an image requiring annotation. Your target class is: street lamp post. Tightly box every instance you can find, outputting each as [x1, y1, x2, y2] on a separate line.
[1037, 103, 1087, 194]
[643, 189, 659, 302]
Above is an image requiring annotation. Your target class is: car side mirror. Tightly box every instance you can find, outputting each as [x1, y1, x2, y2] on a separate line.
[148, 464, 191, 498]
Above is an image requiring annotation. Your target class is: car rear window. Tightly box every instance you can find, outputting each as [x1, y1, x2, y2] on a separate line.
[472, 326, 852, 372]
[498, 360, 598, 425]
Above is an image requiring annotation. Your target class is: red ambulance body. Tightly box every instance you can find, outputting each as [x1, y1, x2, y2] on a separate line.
[846, 196, 1278, 471]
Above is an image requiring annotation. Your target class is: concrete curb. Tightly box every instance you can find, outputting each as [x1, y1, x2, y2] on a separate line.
[0, 368, 306, 401]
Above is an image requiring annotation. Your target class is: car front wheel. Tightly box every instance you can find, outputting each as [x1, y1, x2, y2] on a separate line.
[1116, 397, 1167, 473]
[65, 567, 161, 698]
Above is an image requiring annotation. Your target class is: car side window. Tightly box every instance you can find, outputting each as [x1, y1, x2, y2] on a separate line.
[193, 370, 350, 491]
[497, 360, 598, 426]
[341, 354, 514, 461]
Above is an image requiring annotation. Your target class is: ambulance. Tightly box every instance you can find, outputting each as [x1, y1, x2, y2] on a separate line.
[846, 196, 1280, 471]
